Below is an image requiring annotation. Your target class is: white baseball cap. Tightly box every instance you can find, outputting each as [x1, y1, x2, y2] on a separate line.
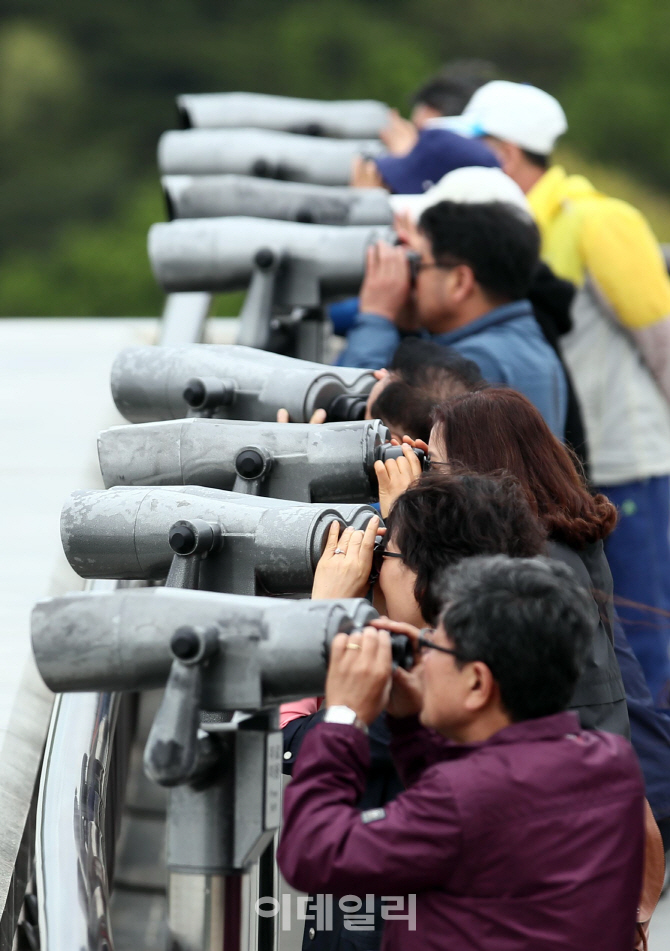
[389, 165, 531, 221]
[431, 80, 568, 155]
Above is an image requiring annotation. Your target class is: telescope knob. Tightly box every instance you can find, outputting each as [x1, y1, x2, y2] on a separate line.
[254, 248, 276, 271]
[143, 626, 218, 787]
[252, 158, 272, 178]
[183, 376, 236, 414]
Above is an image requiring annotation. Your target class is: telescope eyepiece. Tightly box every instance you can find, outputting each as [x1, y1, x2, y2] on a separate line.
[376, 445, 428, 469]
[390, 633, 415, 672]
[327, 393, 368, 423]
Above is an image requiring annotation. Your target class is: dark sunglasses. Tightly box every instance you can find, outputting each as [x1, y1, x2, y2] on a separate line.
[368, 536, 404, 586]
[416, 627, 462, 658]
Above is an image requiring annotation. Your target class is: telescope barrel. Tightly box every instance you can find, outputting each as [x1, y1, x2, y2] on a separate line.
[31, 587, 378, 704]
[110, 345, 375, 424]
[157, 129, 384, 185]
[162, 175, 393, 225]
[176, 93, 390, 138]
[147, 216, 394, 294]
[98, 418, 390, 502]
[60, 486, 377, 592]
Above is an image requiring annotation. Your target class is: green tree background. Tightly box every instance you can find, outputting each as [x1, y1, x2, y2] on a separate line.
[1, 0, 669, 316]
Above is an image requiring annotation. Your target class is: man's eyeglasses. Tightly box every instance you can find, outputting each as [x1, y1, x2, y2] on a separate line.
[416, 627, 462, 659]
[369, 537, 404, 586]
[407, 251, 452, 289]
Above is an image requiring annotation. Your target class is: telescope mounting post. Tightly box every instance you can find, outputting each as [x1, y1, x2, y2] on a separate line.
[150, 518, 281, 951]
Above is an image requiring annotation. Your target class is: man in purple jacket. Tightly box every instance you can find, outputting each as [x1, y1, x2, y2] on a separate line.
[278, 556, 645, 951]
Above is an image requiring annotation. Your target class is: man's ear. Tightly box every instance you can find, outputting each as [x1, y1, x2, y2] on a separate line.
[463, 661, 497, 713]
[448, 264, 477, 304]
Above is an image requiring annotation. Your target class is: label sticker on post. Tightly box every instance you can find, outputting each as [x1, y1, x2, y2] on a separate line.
[265, 731, 283, 831]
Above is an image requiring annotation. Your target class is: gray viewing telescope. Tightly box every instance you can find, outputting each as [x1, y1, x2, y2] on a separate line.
[111, 345, 376, 424]
[61, 485, 378, 593]
[32, 587, 377, 702]
[97, 418, 401, 502]
[157, 128, 384, 185]
[162, 175, 393, 225]
[148, 216, 393, 295]
[176, 92, 390, 138]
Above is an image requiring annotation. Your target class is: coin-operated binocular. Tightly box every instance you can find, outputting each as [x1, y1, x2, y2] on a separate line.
[61, 485, 378, 594]
[176, 92, 390, 138]
[147, 216, 393, 357]
[147, 216, 391, 297]
[97, 418, 426, 502]
[162, 175, 393, 226]
[31, 587, 412, 949]
[157, 128, 384, 185]
[111, 345, 376, 424]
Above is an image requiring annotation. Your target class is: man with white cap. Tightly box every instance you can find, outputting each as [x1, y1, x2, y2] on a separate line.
[454, 79, 670, 708]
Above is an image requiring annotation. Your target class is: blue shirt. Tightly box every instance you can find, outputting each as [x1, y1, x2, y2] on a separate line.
[336, 300, 568, 439]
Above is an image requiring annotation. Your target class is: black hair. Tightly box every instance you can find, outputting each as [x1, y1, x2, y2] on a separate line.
[370, 338, 485, 440]
[418, 200, 541, 303]
[439, 555, 593, 721]
[411, 60, 497, 116]
[385, 470, 546, 623]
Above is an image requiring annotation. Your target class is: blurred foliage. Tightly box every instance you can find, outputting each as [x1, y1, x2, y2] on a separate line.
[1, 0, 670, 315]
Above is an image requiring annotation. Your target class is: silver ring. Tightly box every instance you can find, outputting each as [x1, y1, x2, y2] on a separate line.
[333, 548, 346, 555]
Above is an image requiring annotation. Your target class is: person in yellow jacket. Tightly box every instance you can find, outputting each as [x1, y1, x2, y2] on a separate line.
[445, 80, 670, 707]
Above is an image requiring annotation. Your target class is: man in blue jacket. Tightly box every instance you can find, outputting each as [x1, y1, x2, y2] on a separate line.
[337, 200, 567, 438]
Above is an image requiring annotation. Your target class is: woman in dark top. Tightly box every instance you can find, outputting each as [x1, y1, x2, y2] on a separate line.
[425, 387, 670, 839]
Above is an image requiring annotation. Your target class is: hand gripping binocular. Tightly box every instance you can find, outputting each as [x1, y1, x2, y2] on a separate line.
[60, 485, 378, 595]
[97, 418, 423, 503]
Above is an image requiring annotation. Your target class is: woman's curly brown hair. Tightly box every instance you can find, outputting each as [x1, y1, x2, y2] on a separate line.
[432, 388, 617, 548]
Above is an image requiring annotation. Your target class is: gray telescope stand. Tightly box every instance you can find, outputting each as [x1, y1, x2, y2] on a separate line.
[148, 527, 280, 951]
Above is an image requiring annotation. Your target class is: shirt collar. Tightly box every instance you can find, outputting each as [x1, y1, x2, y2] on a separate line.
[432, 299, 534, 345]
[528, 165, 600, 232]
[444, 711, 582, 757]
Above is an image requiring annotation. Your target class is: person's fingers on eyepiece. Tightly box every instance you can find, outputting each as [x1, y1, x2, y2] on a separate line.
[374, 458, 390, 487]
[346, 529, 366, 557]
[277, 408, 290, 423]
[323, 519, 342, 552]
[309, 407, 327, 425]
[375, 628, 393, 670]
[330, 632, 350, 660]
[361, 515, 380, 552]
[370, 617, 421, 643]
[343, 630, 364, 662]
[402, 442, 423, 476]
[373, 368, 389, 381]
[360, 626, 381, 660]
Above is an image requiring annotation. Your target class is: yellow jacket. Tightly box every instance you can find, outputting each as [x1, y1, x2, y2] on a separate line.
[528, 166, 670, 330]
[528, 166, 670, 484]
